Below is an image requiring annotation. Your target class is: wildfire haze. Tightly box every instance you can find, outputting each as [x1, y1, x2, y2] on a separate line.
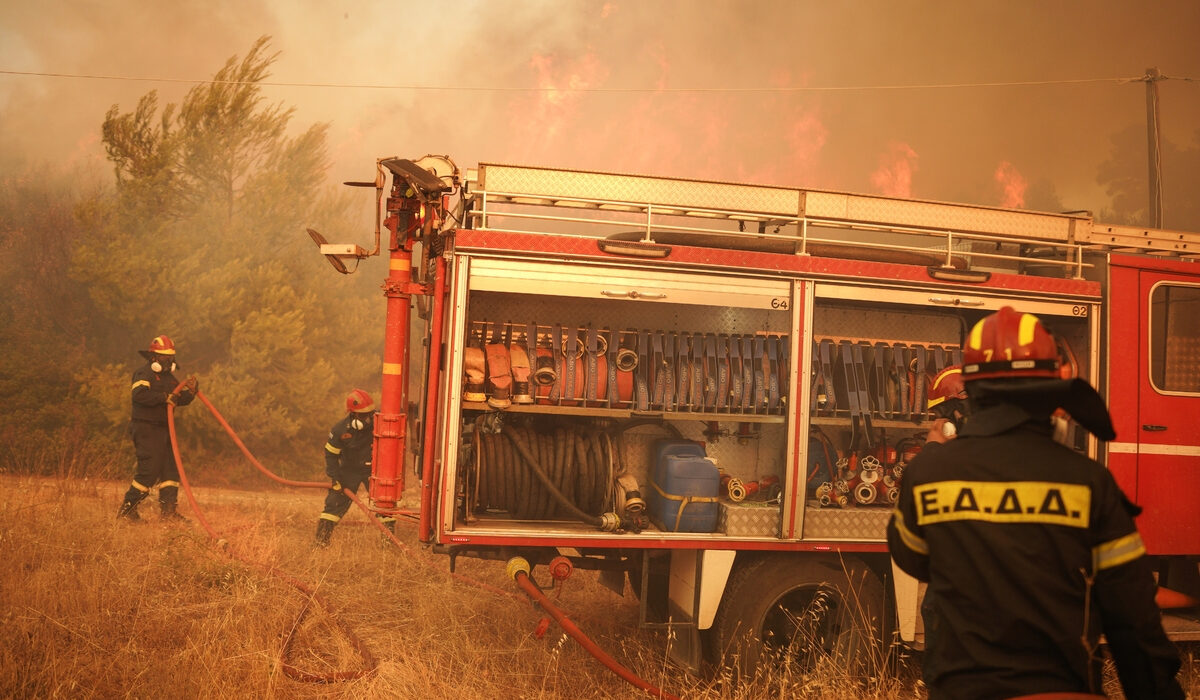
[2, 0, 1200, 229]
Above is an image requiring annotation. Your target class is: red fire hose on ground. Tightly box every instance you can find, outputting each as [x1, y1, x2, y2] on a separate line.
[166, 384, 677, 696]
[506, 557, 681, 700]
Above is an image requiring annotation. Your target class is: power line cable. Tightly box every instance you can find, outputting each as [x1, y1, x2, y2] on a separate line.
[3, 68, 1196, 93]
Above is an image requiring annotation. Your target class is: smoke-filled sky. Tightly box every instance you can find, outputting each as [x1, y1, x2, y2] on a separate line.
[2, 1, 1198, 225]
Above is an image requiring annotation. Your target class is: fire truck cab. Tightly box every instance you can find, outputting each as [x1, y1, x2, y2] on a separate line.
[336, 156, 1200, 672]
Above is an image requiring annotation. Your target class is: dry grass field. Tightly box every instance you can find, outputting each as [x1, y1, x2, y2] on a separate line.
[1, 474, 1194, 699]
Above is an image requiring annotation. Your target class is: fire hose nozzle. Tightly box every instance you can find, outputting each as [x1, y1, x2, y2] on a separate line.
[506, 556, 532, 581]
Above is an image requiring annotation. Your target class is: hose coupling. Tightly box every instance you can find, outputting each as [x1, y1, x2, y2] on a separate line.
[506, 556, 531, 581]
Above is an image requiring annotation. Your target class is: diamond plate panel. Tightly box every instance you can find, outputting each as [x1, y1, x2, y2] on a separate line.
[814, 304, 960, 345]
[801, 504, 890, 540]
[805, 191, 1074, 242]
[719, 502, 782, 537]
[480, 163, 801, 216]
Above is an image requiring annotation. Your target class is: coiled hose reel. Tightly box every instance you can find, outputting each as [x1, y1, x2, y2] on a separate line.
[472, 423, 627, 530]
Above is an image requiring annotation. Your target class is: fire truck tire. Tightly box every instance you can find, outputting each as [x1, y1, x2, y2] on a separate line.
[706, 554, 884, 679]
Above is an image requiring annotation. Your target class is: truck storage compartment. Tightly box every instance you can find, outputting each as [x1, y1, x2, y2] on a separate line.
[443, 257, 794, 539]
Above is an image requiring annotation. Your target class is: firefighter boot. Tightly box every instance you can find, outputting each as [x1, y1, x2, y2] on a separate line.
[160, 501, 187, 522]
[315, 518, 336, 548]
[159, 484, 186, 521]
[116, 497, 142, 521]
[116, 486, 147, 521]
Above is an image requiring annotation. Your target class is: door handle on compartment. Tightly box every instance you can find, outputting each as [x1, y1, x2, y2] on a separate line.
[928, 297, 984, 307]
[1142, 424, 1168, 432]
[600, 290, 667, 300]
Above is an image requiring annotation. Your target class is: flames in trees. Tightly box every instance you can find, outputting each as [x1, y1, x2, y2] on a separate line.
[994, 160, 1027, 208]
[870, 142, 919, 198]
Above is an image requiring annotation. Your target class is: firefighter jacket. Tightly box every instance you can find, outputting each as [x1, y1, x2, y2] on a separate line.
[887, 403, 1182, 700]
[130, 363, 195, 425]
[324, 414, 373, 479]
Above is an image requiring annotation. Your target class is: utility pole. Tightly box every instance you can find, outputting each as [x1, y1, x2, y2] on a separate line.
[1144, 67, 1164, 228]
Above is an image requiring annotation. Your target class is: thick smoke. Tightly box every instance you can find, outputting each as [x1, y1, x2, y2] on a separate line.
[2, 1, 1198, 223]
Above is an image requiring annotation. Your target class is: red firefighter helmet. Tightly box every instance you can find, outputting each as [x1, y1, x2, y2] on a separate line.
[345, 388, 375, 414]
[927, 365, 967, 409]
[962, 306, 1059, 381]
[149, 335, 176, 355]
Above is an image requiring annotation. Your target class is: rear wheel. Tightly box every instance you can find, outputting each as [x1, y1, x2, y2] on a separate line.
[707, 555, 885, 680]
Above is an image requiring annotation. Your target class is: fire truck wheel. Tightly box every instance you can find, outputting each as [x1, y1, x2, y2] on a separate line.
[706, 555, 884, 680]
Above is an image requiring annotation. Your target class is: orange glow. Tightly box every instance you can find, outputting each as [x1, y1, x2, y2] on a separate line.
[994, 161, 1027, 208]
[870, 142, 918, 197]
[512, 52, 610, 145]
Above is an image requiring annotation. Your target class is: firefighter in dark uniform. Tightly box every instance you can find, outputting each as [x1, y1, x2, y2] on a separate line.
[315, 389, 396, 546]
[888, 307, 1183, 700]
[117, 335, 197, 521]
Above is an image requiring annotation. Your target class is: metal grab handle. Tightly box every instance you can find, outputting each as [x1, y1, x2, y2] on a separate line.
[600, 290, 667, 300]
[1142, 424, 1168, 432]
[928, 297, 985, 307]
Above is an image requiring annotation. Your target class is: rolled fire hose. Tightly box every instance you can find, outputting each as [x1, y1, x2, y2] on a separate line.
[485, 342, 512, 408]
[463, 346, 486, 402]
[509, 345, 533, 404]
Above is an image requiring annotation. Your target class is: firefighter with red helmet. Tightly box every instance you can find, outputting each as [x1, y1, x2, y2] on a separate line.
[926, 364, 969, 444]
[887, 307, 1182, 699]
[315, 389, 396, 546]
[117, 335, 197, 521]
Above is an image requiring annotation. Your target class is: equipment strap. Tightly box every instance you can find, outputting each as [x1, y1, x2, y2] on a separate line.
[635, 330, 650, 410]
[550, 325, 563, 403]
[810, 339, 823, 415]
[870, 342, 889, 418]
[649, 479, 719, 532]
[931, 345, 946, 378]
[606, 328, 619, 407]
[836, 341, 862, 448]
[909, 344, 927, 423]
[651, 331, 666, 409]
[778, 334, 790, 411]
[752, 336, 766, 413]
[563, 327, 578, 403]
[729, 334, 744, 412]
[741, 336, 755, 413]
[716, 335, 729, 411]
[892, 342, 909, 421]
[766, 335, 780, 412]
[703, 333, 717, 410]
[663, 332, 677, 411]
[585, 327, 599, 404]
[819, 339, 836, 416]
[851, 342, 875, 448]
[676, 333, 691, 410]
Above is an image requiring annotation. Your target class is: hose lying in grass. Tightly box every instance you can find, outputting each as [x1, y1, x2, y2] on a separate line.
[507, 557, 681, 700]
[168, 386, 674, 695]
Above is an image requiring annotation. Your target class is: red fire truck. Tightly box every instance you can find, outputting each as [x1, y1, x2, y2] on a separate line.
[314, 155, 1200, 672]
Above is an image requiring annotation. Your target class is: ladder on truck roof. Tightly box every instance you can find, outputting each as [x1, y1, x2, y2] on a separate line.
[467, 163, 1200, 273]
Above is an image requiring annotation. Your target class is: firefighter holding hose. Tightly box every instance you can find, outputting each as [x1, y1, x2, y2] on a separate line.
[887, 307, 1182, 699]
[315, 389, 395, 547]
[117, 335, 197, 521]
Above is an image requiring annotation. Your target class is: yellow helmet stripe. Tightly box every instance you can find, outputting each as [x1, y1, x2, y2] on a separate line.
[1018, 313, 1041, 347]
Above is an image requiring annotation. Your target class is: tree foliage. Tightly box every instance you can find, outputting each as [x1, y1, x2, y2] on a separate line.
[1098, 124, 1200, 232]
[66, 36, 385, 478]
